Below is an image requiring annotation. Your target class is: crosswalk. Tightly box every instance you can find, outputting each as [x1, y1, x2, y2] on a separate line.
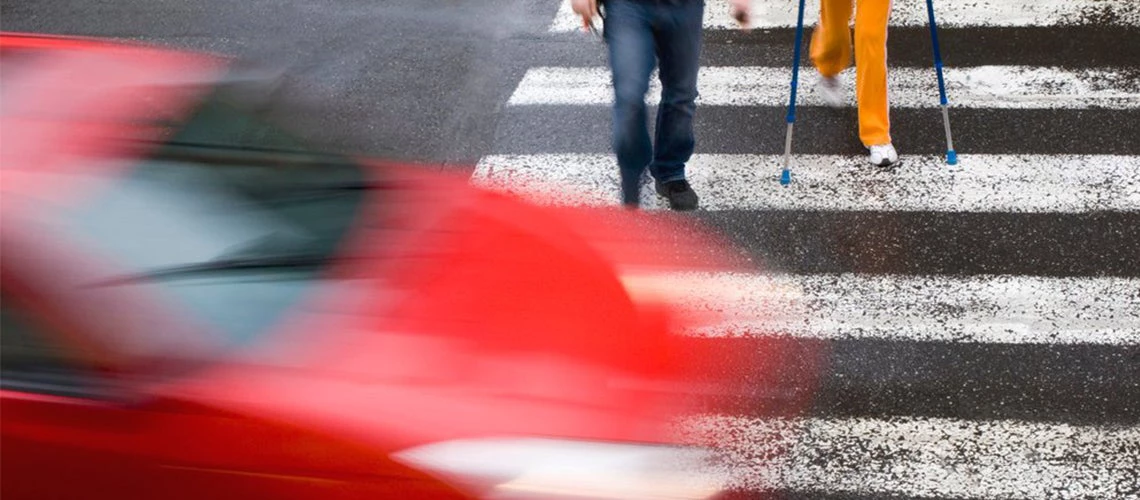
[475, 1, 1140, 498]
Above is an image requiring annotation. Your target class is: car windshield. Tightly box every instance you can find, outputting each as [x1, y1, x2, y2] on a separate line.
[55, 87, 369, 349]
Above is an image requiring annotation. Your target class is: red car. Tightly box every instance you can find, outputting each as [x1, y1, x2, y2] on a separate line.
[1, 32, 756, 499]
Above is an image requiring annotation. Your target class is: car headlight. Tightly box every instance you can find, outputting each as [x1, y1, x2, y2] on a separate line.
[392, 437, 727, 500]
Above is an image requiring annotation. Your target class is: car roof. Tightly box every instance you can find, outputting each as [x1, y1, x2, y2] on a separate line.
[1, 32, 226, 198]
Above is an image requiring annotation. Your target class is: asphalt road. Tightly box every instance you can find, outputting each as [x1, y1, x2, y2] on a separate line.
[5, 0, 1139, 498]
[2, 0, 559, 163]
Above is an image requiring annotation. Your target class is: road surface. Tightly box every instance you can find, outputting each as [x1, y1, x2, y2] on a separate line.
[4, 0, 1138, 497]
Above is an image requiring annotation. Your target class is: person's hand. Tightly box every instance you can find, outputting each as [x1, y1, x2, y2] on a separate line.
[729, 0, 751, 29]
[571, 0, 599, 31]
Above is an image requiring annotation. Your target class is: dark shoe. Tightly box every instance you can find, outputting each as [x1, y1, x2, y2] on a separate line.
[655, 179, 699, 211]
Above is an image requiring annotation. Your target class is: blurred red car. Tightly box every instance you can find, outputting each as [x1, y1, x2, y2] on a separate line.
[0, 32, 751, 499]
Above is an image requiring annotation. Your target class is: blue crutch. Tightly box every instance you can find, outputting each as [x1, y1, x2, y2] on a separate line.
[780, 0, 808, 185]
[926, 0, 957, 165]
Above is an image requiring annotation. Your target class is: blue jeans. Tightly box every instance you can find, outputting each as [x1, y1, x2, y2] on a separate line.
[603, 0, 704, 205]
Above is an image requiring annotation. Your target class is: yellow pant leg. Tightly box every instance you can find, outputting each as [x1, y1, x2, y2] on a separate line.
[854, 0, 892, 146]
[809, 0, 854, 77]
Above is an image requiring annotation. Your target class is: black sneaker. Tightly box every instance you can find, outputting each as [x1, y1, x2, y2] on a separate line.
[655, 179, 699, 211]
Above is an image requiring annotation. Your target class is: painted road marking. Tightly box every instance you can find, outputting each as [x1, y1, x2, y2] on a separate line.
[507, 66, 1140, 109]
[473, 154, 1140, 213]
[619, 272, 1140, 345]
[678, 414, 1140, 500]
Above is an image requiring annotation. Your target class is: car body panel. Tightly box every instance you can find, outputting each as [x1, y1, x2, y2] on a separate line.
[1, 31, 760, 500]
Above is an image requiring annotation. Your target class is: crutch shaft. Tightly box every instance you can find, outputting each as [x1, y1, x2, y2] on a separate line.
[941, 105, 954, 151]
[781, 0, 807, 184]
[926, 0, 957, 164]
[783, 122, 795, 170]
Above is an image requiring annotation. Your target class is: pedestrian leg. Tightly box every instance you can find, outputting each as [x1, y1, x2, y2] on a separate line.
[604, 0, 658, 206]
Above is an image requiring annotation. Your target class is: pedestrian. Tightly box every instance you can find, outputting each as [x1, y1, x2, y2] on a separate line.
[572, 0, 704, 210]
[731, 0, 899, 166]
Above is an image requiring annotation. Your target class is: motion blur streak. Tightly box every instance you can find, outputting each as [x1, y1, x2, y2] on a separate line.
[1, 32, 824, 499]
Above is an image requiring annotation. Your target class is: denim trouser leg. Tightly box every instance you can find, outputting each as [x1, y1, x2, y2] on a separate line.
[650, 0, 704, 183]
[604, 0, 657, 205]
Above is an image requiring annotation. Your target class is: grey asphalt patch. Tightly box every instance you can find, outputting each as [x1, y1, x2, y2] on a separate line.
[0, 0, 563, 163]
[693, 210, 1140, 277]
[681, 335, 1140, 423]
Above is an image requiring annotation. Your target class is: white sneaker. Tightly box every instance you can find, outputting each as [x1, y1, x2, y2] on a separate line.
[818, 75, 844, 107]
[868, 143, 898, 166]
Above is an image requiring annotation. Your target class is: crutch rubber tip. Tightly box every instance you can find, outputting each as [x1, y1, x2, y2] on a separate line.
[946, 150, 958, 165]
[780, 169, 791, 185]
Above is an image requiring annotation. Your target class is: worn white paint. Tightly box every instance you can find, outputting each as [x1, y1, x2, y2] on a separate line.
[472, 154, 1140, 213]
[550, 0, 1140, 32]
[507, 66, 1140, 109]
[618, 272, 1140, 345]
[676, 414, 1140, 499]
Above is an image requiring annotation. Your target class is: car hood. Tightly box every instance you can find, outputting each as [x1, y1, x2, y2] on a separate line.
[171, 167, 750, 450]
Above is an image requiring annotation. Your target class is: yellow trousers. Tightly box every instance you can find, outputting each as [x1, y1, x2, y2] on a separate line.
[810, 0, 892, 147]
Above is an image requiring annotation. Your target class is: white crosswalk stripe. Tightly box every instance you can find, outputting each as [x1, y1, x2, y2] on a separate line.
[508, 66, 1140, 109]
[550, 0, 1140, 32]
[677, 414, 1140, 499]
[474, 154, 1140, 213]
[482, 1, 1140, 497]
[618, 272, 1140, 344]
